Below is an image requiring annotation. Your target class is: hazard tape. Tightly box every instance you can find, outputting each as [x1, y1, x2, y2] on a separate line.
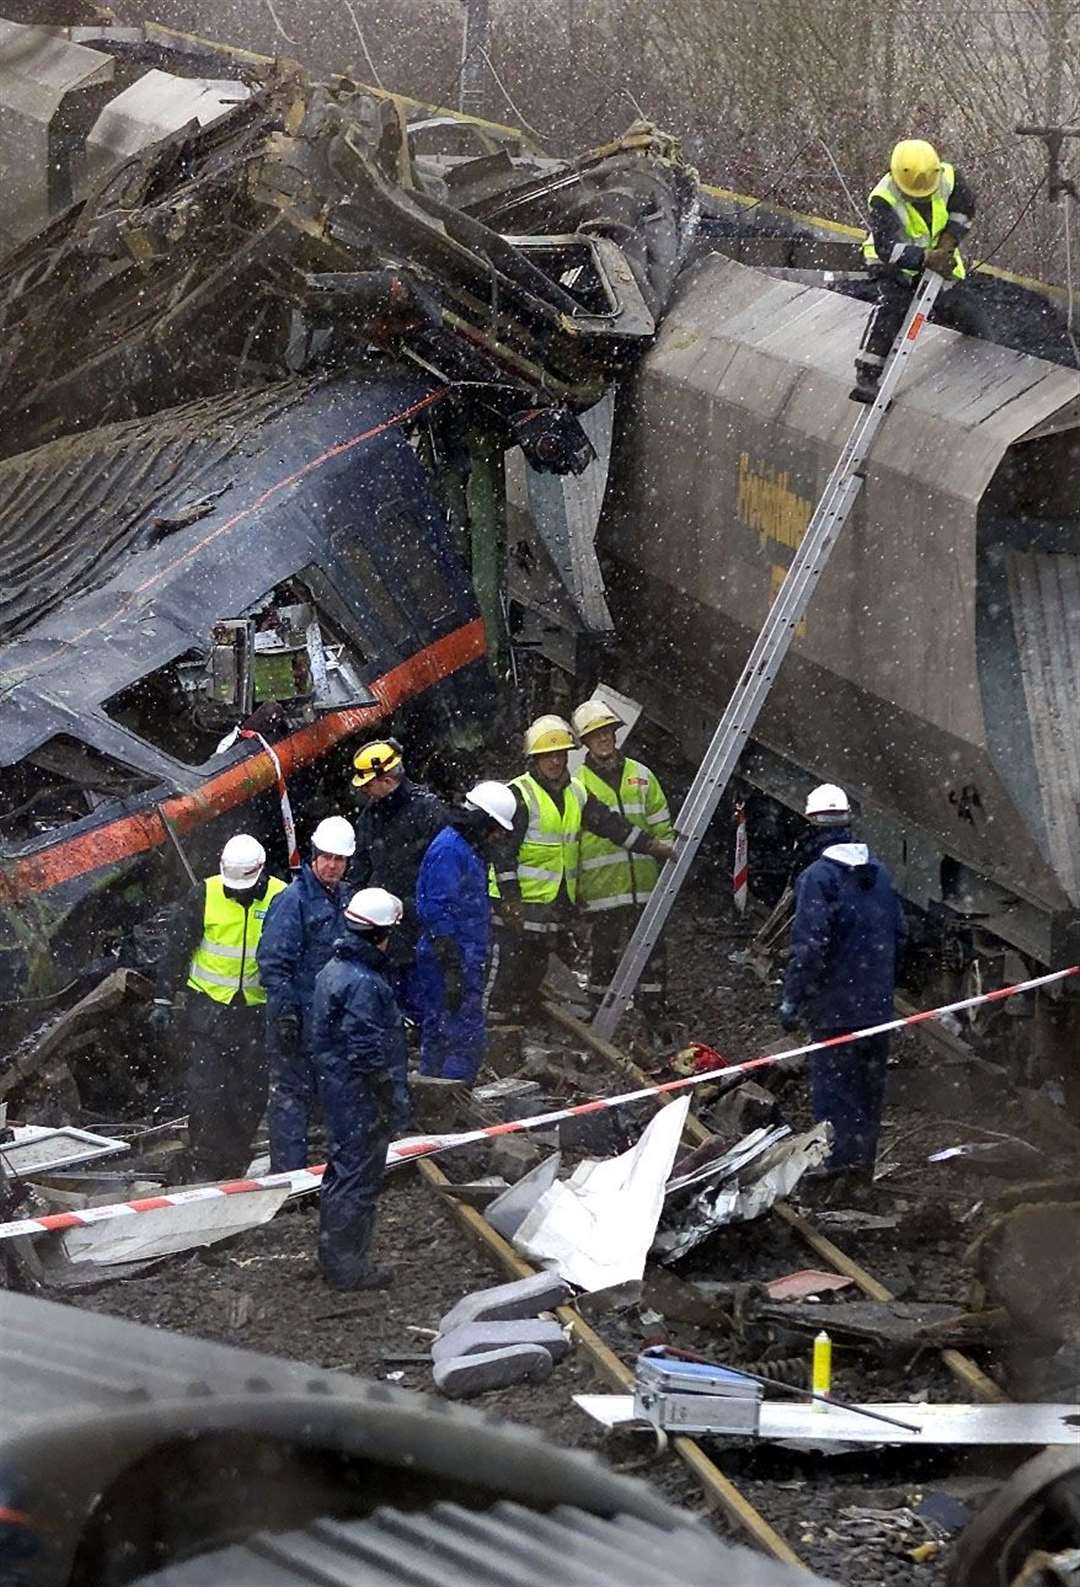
[0, 962, 1074, 1244]
[240, 730, 300, 872]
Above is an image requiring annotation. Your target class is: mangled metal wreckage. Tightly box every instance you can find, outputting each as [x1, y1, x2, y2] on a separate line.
[0, 29, 698, 1015]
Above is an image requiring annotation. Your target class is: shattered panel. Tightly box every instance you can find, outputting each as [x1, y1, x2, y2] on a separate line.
[0, 382, 307, 642]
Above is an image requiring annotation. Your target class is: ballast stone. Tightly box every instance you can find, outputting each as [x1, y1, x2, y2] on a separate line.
[433, 1343, 555, 1399]
[431, 1317, 571, 1365]
[439, 1272, 571, 1335]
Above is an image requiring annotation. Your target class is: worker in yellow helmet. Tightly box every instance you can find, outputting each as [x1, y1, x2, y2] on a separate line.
[852, 138, 988, 403]
[486, 714, 674, 1020]
[350, 736, 451, 1026]
[572, 697, 674, 1025]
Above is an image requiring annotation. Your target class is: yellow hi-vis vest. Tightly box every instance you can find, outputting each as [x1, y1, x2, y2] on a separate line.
[488, 772, 584, 905]
[187, 873, 286, 1006]
[862, 164, 965, 280]
[577, 758, 673, 913]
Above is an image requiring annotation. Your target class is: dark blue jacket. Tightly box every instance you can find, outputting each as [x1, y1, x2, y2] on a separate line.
[783, 841, 907, 1032]
[352, 778, 452, 963]
[311, 934, 408, 1082]
[416, 822, 491, 979]
[256, 864, 349, 1034]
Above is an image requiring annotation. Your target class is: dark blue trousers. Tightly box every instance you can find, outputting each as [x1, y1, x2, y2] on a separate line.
[810, 1031, 889, 1170]
[268, 1027, 317, 1173]
[318, 1063, 393, 1289]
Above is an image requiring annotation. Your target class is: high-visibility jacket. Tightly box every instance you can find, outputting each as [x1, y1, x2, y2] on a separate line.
[488, 772, 584, 905]
[577, 758, 673, 912]
[187, 873, 287, 1006]
[862, 165, 965, 280]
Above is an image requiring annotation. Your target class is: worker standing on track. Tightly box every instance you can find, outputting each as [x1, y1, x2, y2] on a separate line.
[572, 698, 675, 1024]
[350, 738, 451, 1027]
[778, 784, 907, 1188]
[852, 138, 988, 404]
[488, 715, 675, 1020]
[150, 834, 286, 1182]
[256, 815, 355, 1171]
[415, 780, 517, 1084]
[311, 887, 408, 1292]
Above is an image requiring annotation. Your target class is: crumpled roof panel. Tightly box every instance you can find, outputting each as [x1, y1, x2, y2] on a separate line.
[0, 382, 305, 643]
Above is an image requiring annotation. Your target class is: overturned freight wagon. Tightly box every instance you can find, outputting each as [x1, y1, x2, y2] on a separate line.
[589, 252, 1080, 1046]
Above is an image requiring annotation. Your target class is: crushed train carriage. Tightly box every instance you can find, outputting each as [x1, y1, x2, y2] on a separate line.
[0, 21, 698, 1012]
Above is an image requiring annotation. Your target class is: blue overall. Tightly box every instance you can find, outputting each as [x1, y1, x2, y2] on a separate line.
[415, 823, 491, 1083]
[783, 839, 907, 1170]
[256, 865, 348, 1171]
[311, 934, 408, 1289]
[352, 778, 450, 1025]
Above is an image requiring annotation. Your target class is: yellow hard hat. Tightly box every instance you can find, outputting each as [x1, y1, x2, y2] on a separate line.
[890, 138, 942, 199]
[524, 714, 575, 756]
[351, 738, 403, 788]
[572, 698, 621, 740]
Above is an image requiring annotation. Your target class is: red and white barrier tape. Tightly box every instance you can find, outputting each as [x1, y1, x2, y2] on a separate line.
[1, 963, 1075, 1244]
[240, 729, 300, 871]
[215, 725, 301, 871]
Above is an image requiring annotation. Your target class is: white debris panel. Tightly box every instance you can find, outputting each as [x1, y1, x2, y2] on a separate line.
[54, 1186, 290, 1266]
[513, 1097, 691, 1292]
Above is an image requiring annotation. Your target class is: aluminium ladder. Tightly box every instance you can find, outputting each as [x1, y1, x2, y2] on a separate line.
[591, 270, 944, 1040]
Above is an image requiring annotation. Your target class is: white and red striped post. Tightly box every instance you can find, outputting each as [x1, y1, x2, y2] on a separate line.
[732, 801, 749, 915]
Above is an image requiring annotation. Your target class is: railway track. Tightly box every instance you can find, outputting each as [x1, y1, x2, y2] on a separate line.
[415, 1001, 1012, 1572]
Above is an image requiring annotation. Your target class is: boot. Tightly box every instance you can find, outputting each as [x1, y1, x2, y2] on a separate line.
[328, 1263, 395, 1293]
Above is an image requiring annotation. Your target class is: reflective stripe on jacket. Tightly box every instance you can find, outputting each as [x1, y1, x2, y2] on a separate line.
[489, 772, 584, 905]
[187, 874, 287, 1006]
[576, 757, 673, 913]
[862, 164, 965, 279]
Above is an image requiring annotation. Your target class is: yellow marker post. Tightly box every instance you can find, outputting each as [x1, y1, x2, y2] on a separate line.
[811, 1330, 832, 1409]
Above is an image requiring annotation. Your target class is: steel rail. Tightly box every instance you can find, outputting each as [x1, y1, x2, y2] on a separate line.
[544, 1002, 1007, 1405]
[417, 1155, 805, 1566]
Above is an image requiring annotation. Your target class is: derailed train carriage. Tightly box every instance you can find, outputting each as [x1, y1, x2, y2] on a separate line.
[0, 21, 696, 1022]
[0, 378, 489, 1001]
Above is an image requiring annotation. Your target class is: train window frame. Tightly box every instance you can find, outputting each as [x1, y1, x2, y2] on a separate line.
[102, 568, 377, 769]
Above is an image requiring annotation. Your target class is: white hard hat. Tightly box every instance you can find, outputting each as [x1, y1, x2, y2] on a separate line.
[344, 887, 403, 931]
[220, 833, 266, 889]
[464, 780, 517, 831]
[572, 698, 622, 740]
[311, 815, 356, 857]
[805, 783, 851, 823]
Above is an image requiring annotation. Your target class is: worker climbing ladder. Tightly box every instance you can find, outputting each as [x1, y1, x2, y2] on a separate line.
[592, 270, 944, 1040]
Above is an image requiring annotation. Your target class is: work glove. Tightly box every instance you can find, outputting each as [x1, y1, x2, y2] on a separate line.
[924, 246, 954, 277]
[148, 1002, 172, 1034]
[276, 1012, 301, 1057]
[777, 999, 800, 1033]
[368, 1071, 397, 1132]
[433, 936, 464, 1015]
[499, 896, 525, 934]
[647, 837, 675, 863]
